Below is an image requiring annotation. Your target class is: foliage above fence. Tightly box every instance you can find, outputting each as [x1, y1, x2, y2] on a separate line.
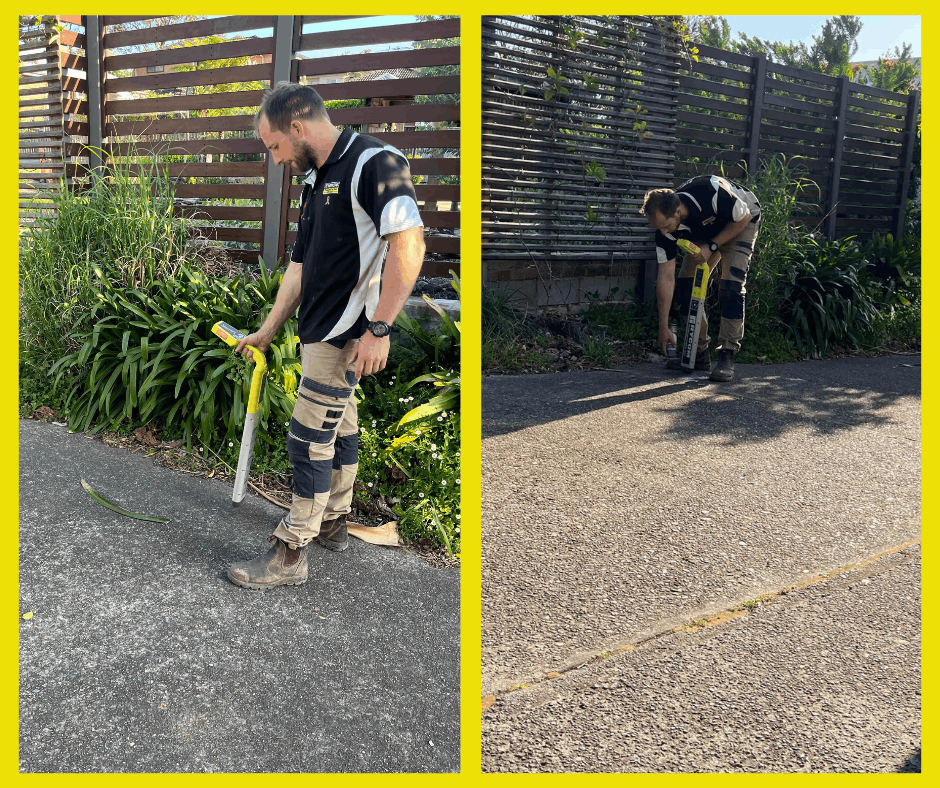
[19, 15, 461, 276]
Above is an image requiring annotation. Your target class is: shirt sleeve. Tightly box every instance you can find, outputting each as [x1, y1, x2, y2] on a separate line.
[655, 230, 677, 264]
[290, 184, 310, 264]
[715, 180, 749, 223]
[357, 148, 424, 238]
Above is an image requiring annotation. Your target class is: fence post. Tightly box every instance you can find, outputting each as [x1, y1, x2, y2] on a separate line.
[826, 75, 850, 241]
[746, 53, 767, 177]
[276, 16, 304, 266]
[83, 15, 104, 177]
[894, 89, 920, 239]
[260, 15, 297, 271]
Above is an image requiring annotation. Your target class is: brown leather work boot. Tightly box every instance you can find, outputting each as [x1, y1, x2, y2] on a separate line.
[709, 349, 736, 382]
[227, 535, 308, 590]
[317, 515, 349, 552]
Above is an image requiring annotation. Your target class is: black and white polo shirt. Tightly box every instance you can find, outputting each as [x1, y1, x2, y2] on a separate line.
[654, 175, 761, 264]
[290, 127, 423, 343]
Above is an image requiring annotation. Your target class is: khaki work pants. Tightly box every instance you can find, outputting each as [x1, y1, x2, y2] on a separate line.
[677, 217, 761, 354]
[272, 339, 360, 548]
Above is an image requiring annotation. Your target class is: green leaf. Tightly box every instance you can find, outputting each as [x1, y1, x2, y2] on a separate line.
[81, 479, 169, 523]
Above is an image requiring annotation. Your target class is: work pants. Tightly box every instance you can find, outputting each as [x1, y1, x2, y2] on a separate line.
[272, 339, 360, 548]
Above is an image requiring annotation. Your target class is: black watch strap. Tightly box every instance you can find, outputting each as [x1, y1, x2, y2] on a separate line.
[367, 320, 391, 337]
[708, 241, 719, 252]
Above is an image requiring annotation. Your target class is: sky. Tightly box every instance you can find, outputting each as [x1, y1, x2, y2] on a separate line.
[239, 16, 420, 59]
[722, 15, 920, 61]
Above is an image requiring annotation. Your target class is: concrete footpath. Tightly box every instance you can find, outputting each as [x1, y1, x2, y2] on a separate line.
[19, 419, 459, 773]
[481, 355, 920, 773]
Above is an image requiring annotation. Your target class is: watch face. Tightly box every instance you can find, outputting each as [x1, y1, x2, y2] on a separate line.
[370, 321, 390, 337]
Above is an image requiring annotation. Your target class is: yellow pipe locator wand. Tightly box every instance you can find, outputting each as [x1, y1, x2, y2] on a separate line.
[212, 321, 267, 504]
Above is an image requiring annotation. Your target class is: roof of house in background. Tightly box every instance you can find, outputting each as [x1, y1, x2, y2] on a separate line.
[346, 67, 418, 82]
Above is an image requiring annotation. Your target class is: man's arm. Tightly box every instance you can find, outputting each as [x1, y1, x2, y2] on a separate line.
[353, 225, 426, 378]
[690, 209, 752, 266]
[656, 260, 677, 355]
[235, 261, 303, 359]
[711, 209, 752, 249]
[355, 227, 424, 378]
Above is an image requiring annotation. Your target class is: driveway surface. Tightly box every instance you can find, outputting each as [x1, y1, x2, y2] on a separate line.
[19, 419, 460, 773]
[481, 355, 920, 773]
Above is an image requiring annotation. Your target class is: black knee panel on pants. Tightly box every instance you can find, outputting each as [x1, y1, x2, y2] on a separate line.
[720, 279, 745, 321]
[674, 277, 693, 317]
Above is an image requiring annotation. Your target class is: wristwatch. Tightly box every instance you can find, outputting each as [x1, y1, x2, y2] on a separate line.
[367, 320, 391, 338]
[708, 241, 719, 253]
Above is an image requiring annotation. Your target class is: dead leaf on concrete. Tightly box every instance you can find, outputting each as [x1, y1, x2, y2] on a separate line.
[347, 519, 400, 546]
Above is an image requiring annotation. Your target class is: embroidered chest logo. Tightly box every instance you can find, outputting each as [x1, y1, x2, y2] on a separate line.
[701, 216, 716, 225]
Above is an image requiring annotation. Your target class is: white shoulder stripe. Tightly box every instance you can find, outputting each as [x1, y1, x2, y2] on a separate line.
[677, 191, 701, 212]
[339, 132, 357, 159]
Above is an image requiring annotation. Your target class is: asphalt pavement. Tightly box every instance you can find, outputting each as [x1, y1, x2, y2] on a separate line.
[481, 355, 920, 773]
[19, 418, 460, 774]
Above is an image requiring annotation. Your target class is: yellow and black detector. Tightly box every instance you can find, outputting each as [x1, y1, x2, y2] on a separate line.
[676, 239, 719, 372]
[212, 321, 268, 504]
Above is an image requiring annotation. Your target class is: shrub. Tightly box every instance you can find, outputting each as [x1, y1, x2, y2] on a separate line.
[50, 262, 299, 449]
[19, 146, 218, 370]
[779, 236, 881, 357]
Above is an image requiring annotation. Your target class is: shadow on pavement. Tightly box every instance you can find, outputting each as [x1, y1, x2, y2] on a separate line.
[483, 357, 919, 445]
[897, 747, 921, 773]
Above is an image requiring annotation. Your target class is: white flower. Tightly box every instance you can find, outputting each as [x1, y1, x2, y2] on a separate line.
[371, 420, 377, 427]
[432, 453, 438, 459]
[371, 452, 377, 457]
[441, 480, 447, 486]
[416, 430, 422, 436]
[284, 421, 288, 426]
[455, 528, 460, 533]
[437, 416, 443, 422]
[228, 442, 233, 447]
[360, 427, 366, 433]
[456, 479, 461, 485]
[456, 514, 461, 520]
[367, 482, 373, 488]
[456, 451, 460, 457]
[430, 444, 437, 451]
[419, 492, 425, 498]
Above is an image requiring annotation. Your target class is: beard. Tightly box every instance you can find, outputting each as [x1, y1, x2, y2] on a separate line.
[290, 140, 318, 173]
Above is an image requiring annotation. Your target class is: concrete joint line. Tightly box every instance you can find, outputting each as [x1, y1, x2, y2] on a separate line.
[482, 537, 921, 713]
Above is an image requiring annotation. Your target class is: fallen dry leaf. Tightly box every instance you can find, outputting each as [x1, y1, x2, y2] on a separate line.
[347, 519, 400, 546]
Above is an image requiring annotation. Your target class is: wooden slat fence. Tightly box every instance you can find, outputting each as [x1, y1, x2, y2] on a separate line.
[19, 15, 461, 276]
[19, 17, 68, 227]
[678, 43, 918, 240]
[481, 15, 682, 305]
[482, 20, 918, 306]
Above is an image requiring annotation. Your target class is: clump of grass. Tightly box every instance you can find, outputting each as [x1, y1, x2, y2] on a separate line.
[19, 143, 217, 371]
[580, 332, 614, 367]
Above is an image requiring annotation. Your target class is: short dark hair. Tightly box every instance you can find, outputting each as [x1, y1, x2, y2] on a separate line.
[255, 82, 330, 134]
[640, 188, 680, 219]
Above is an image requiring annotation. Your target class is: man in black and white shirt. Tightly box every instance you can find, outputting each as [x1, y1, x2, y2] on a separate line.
[641, 174, 761, 382]
[228, 82, 425, 590]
